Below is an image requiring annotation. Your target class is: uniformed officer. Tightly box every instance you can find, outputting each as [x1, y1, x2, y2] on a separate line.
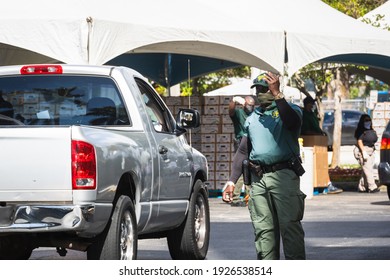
[224, 72, 306, 260]
[222, 95, 255, 206]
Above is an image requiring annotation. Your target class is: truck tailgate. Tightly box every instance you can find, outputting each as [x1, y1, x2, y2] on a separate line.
[0, 127, 73, 202]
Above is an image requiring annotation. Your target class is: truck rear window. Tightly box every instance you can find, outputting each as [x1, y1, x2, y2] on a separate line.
[0, 75, 130, 126]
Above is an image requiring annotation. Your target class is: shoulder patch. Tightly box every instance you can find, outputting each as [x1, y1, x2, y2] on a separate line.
[272, 110, 280, 118]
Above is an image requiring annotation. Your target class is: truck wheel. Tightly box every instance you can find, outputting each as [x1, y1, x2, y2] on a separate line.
[87, 195, 138, 260]
[167, 180, 210, 260]
[0, 247, 33, 260]
[0, 236, 33, 260]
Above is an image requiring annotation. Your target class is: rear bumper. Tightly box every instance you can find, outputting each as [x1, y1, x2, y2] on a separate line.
[378, 162, 390, 185]
[0, 204, 112, 237]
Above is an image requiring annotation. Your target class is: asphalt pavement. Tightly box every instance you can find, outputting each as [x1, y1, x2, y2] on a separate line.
[29, 145, 388, 260]
[30, 188, 390, 260]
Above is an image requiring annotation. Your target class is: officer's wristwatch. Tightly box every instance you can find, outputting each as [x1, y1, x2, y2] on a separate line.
[274, 92, 285, 100]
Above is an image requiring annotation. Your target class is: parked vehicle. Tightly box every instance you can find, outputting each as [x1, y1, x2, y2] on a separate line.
[322, 109, 364, 149]
[0, 64, 210, 260]
[377, 121, 390, 200]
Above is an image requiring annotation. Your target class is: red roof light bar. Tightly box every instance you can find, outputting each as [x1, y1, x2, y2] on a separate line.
[20, 65, 63, 75]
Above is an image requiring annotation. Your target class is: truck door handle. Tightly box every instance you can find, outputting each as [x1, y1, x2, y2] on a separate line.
[159, 145, 168, 155]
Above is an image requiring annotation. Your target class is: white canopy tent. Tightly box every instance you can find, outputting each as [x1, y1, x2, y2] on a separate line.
[0, 1, 89, 65]
[0, 0, 389, 82]
[118, 0, 390, 78]
[204, 78, 304, 102]
[0, 0, 283, 73]
[203, 79, 257, 97]
[283, 0, 390, 75]
[205, 0, 390, 76]
[352, 1, 390, 85]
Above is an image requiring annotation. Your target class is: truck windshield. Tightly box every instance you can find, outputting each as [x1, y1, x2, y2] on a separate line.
[0, 75, 130, 126]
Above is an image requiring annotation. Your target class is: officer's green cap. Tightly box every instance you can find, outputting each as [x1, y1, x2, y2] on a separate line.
[250, 73, 268, 88]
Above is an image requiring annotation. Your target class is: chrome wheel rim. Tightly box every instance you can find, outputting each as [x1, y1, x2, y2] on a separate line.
[194, 195, 206, 248]
[120, 210, 134, 260]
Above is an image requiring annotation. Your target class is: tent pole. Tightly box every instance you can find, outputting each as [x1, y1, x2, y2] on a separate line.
[86, 17, 93, 64]
[187, 59, 192, 146]
[165, 54, 172, 96]
[187, 59, 191, 109]
[282, 30, 289, 89]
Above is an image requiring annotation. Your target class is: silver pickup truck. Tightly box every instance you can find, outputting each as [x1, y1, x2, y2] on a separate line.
[0, 64, 209, 260]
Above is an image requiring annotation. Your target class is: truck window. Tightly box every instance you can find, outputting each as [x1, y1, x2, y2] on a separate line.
[0, 75, 130, 126]
[135, 78, 173, 133]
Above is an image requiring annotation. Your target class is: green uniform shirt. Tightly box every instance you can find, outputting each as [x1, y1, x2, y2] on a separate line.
[301, 110, 322, 134]
[231, 108, 250, 140]
[244, 102, 302, 165]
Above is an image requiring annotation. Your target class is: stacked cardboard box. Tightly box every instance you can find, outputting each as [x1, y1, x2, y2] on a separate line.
[200, 96, 236, 190]
[10, 92, 84, 119]
[372, 102, 390, 148]
[164, 95, 236, 190]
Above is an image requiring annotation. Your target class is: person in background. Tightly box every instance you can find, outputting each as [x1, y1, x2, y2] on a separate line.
[0, 93, 14, 118]
[301, 96, 324, 135]
[354, 114, 379, 193]
[222, 95, 255, 207]
[301, 96, 343, 194]
[224, 72, 306, 259]
[230, 96, 255, 152]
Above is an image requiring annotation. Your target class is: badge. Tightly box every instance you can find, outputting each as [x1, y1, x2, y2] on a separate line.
[272, 110, 279, 118]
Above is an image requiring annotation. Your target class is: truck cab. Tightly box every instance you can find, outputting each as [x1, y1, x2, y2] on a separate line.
[0, 64, 209, 260]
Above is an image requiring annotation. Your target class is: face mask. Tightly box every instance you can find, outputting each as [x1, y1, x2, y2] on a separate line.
[244, 104, 254, 114]
[364, 121, 371, 129]
[257, 92, 274, 108]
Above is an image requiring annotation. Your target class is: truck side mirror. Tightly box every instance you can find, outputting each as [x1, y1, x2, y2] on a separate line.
[176, 108, 200, 129]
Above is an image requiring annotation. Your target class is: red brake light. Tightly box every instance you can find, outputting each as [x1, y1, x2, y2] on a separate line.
[71, 140, 96, 190]
[380, 136, 390, 150]
[20, 65, 63, 75]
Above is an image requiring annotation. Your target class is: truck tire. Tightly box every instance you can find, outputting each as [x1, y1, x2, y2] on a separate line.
[87, 195, 138, 260]
[387, 185, 390, 200]
[0, 236, 33, 260]
[167, 179, 210, 260]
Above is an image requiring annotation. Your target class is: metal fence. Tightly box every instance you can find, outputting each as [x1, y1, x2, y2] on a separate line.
[291, 98, 368, 112]
[322, 98, 367, 112]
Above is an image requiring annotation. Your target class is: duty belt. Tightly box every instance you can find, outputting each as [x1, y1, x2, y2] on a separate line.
[249, 160, 291, 176]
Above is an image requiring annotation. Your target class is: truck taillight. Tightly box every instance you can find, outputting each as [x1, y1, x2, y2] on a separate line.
[20, 65, 63, 75]
[72, 140, 96, 190]
[381, 136, 390, 150]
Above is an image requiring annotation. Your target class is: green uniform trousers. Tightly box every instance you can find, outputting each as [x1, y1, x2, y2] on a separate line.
[248, 168, 306, 260]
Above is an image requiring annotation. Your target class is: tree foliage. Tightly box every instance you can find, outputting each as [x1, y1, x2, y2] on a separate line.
[322, 0, 387, 19]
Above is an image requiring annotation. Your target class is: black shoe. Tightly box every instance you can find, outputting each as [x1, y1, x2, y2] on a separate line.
[231, 201, 247, 207]
[368, 188, 380, 193]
